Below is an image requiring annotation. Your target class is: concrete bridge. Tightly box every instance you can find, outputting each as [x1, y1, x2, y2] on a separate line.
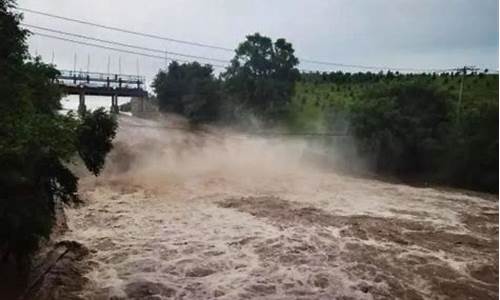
[57, 70, 148, 114]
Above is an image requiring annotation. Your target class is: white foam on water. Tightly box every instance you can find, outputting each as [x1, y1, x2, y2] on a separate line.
[62, 115, 498, 299]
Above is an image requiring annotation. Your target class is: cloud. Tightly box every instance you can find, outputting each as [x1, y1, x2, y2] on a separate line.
[18, 0, 498, 82]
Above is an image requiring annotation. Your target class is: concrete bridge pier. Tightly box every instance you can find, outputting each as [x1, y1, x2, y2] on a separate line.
[78, 92, 86, 115]
[111, 95, 119, 113]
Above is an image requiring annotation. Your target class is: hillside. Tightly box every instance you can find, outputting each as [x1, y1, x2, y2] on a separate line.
[288, 73, 499, 132]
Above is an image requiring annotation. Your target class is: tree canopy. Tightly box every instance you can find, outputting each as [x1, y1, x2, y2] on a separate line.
[152, 61, 220, 123]
[223, 33, 300, 118]
[347, 78, 498, 192]
[349, 80, 453, 175]
[0, 0, 117, 263]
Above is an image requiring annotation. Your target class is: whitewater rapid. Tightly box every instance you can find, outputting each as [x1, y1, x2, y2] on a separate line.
[60, 115, 498, 299]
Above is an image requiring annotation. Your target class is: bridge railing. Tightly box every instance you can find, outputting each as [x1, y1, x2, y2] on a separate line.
[57, 70, 145, 85]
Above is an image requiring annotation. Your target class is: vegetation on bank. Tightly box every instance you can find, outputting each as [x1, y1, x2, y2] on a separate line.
[153, 33, 300, 125]
[290, 72, 498, 192]
[153, 34, 498, 193]
[152, 61, 221, 123]
[0, 0, 117, 266]
[289, 71, 498, 131]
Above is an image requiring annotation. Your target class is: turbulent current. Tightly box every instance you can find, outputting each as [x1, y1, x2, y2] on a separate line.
[56, 115, 497, 299]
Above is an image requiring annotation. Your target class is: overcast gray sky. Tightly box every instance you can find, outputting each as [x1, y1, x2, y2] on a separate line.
[18, 0, 499, 81]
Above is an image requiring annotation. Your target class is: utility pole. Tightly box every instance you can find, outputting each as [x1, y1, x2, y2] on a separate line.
[119, 56, 122, 75]
[455, 65, 478, 125]
[51, 50, 55, 65]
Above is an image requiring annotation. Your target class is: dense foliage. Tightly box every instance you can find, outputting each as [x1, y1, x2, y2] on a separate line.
[77, 108, 118, 175]
[291, 72, 498, 192]
[351, 79, 498, 192]
[299, 69, 491, 85]
[0, 0, 117, 262]
[223, 33, 300, 119]
[152, 61, 220, 123]
[349, 81, 453, 175]
[154, 33, 300, 124]
[446, 95, 498, 191]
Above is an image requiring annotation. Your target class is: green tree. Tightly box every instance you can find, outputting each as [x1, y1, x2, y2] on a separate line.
[223, 33, 300, 119]
[446, 97, 498, 192]
[152, 61, 220, 123]
[348, 77, 498, 192]
[349, 80, 453, 175]
[0, 0, 117, 267]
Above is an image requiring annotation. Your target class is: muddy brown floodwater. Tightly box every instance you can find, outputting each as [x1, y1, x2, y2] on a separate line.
[54, 115, 497, 299]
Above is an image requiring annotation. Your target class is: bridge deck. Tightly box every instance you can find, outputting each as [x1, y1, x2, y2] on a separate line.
[61, 85, 148, 97]
[57, 70, 148, 98]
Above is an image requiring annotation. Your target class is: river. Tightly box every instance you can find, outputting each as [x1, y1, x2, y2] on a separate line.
[54, 114, 498, 299]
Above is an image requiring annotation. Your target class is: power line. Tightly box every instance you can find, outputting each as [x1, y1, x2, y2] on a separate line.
[22, 23, 231, 64]
[18, 7, 234, 52]
[22, 7, 496, 73]
[30, 28, 315, 74]
[299, 59, 454, 72]
[26, 27, 327, 74]
[30, 31, 228, 69]
[29, 31, 492, 76]
[18, 7, 457, 72]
